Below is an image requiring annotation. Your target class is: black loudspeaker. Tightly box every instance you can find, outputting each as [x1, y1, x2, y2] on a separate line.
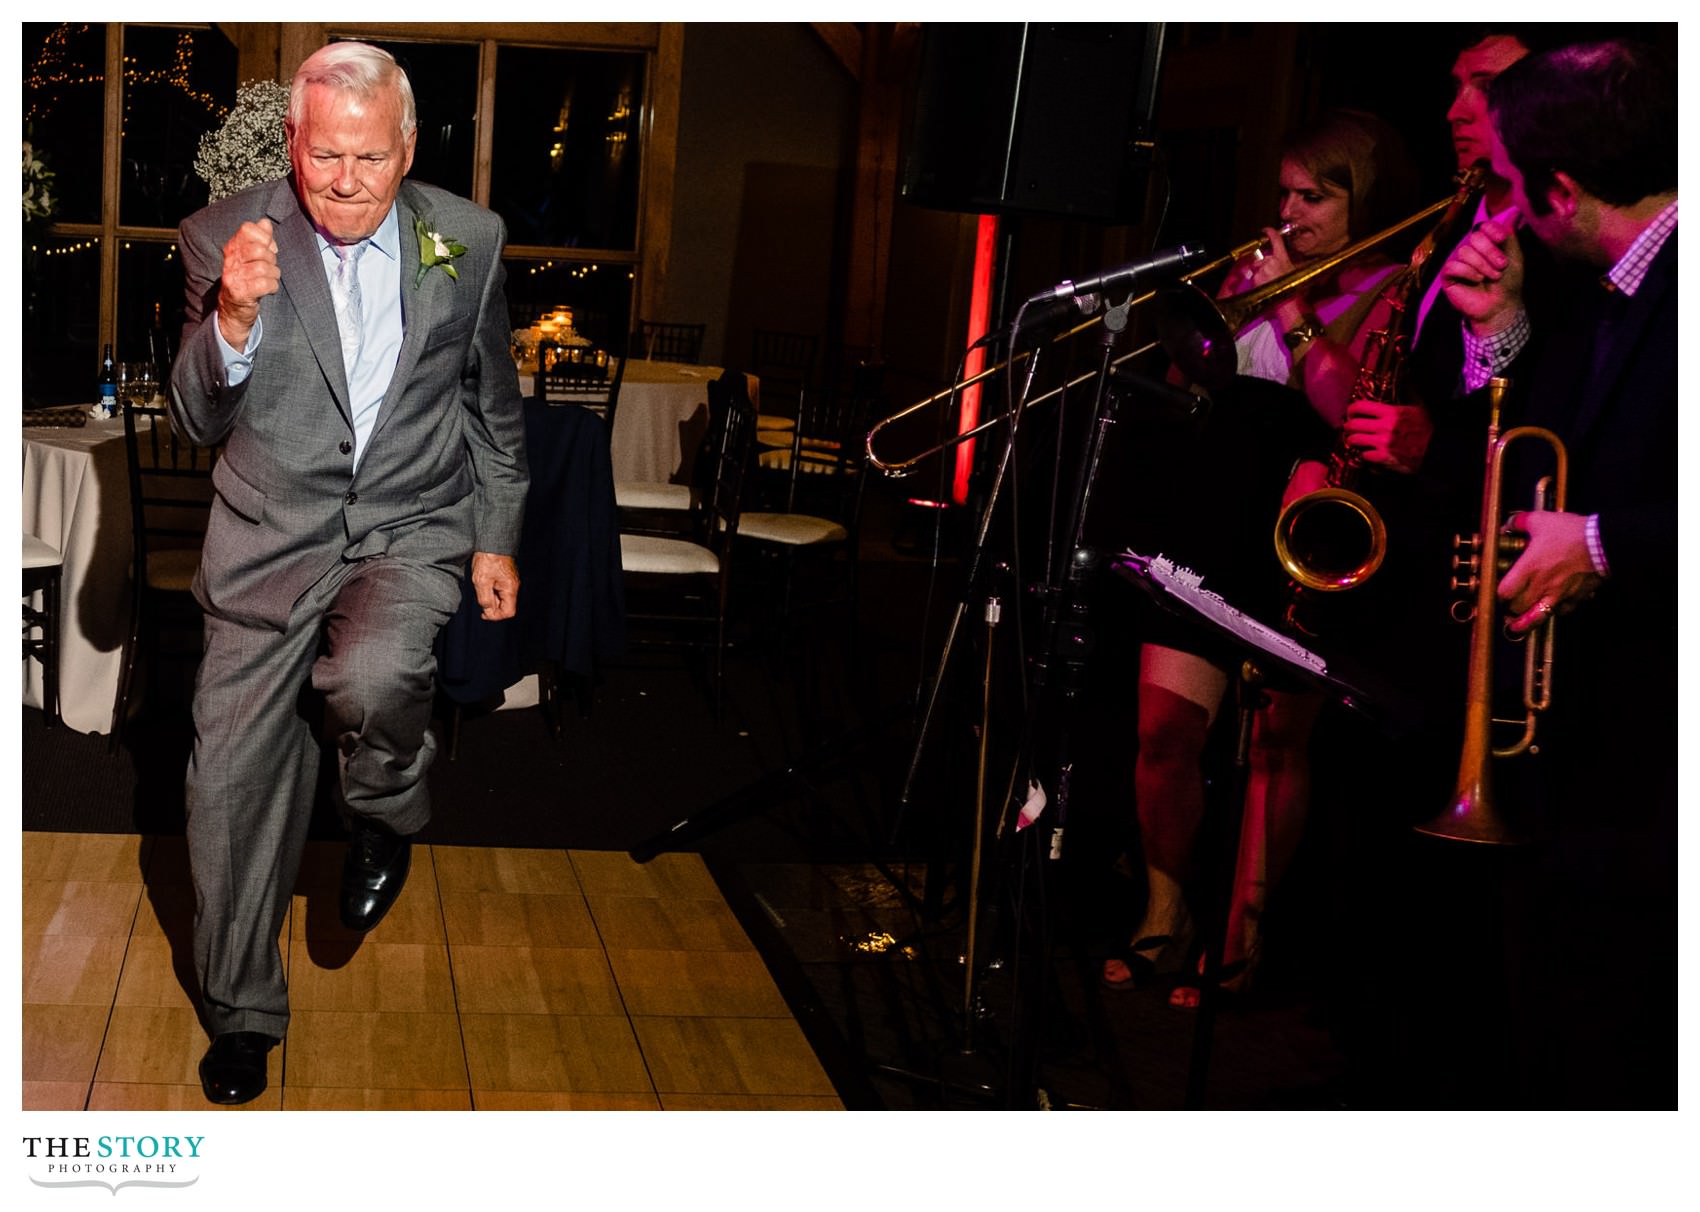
[900, 23, 1165, 223]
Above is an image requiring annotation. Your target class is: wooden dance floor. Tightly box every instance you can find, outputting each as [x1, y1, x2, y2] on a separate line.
[22, 832, 842, 1110]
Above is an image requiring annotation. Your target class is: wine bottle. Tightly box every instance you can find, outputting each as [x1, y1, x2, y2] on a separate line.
[149, 302, 172, 385]
[98, 342, 117, 418]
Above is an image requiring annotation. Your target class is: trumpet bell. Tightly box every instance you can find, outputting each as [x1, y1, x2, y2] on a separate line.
[1414, 785, 1529, 846]
[1272, 486, 1387, 592]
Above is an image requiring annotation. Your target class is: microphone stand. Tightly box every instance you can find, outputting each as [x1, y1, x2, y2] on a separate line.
[981, 297, 1133, 1107]
[870, 311, 1051, 1104]
[883, 277, 1189, 1107]
[889, 316, 1050, 834]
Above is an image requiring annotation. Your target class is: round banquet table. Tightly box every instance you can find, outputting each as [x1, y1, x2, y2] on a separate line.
[22, 410, 135, 733]
[522, 359, 759, 484]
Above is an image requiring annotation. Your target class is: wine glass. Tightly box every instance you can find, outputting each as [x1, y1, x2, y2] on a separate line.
[510, 328, 537, 371]
[127, 362, 157, 407]
[111, 362, 135, 415]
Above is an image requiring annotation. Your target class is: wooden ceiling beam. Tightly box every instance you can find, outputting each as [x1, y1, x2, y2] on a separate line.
[811, 23, 863, 80]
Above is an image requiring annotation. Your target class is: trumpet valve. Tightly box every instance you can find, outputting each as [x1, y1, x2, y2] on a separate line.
[1450, 537, 1481, 592]
[1494, 531, 1529, 574]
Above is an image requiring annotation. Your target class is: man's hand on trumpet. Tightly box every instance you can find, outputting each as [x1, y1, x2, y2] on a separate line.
[1341, 399, 1434, 473]
[1498, 509, 1602, 633]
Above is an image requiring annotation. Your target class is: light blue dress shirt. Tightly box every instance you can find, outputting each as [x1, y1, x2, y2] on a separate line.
[215, 203, 405, 474]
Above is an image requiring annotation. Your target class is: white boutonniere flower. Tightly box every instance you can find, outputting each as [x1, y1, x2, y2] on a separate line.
[414, 217, 467, 287]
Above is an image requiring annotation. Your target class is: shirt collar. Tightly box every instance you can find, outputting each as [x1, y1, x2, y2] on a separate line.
[313, 202, 401, 263]
[1605, 197, 1677, 296]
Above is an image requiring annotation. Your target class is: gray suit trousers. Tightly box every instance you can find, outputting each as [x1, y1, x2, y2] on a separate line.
[186, 554, 462, 1037]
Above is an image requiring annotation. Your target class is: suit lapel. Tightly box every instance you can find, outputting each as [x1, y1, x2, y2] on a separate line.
[267, 179, 353, 423]
[371, 183, 451, 448]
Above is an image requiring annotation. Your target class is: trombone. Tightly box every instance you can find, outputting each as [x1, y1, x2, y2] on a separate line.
[863, 226, 1293, 478]
[868, 174, 1480, 477]
[1157, 169, 1483, 392]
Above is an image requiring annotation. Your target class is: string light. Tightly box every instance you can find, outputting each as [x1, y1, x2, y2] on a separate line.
[121, 31, 226, 134]
[44, 237, 102, 257]
[24, 24, 98, 121]
[26, 24, 226, 129]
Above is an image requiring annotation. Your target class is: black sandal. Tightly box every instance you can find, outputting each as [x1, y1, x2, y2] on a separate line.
[1102, 915, 1196, 991]
[1168, 944, 1261, 1010]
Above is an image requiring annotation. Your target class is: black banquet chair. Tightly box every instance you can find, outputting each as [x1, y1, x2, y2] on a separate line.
[738, 363, 881, 654]
[631, 320, 707, 364]
[618, 371, 758, 718]
[110, 399, 221, 751]
[23, 533, 64, 727]
[540, 349, 626, 434]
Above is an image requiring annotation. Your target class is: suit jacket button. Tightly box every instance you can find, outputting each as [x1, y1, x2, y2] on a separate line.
[345, 491, 358, 506]
[339, 439, 352, 455]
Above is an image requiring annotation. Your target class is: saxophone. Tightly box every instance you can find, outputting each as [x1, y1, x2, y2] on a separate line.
[1273, 167, 1485, 633]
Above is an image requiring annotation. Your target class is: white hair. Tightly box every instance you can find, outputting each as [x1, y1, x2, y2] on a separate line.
[288, 41, 416, 138]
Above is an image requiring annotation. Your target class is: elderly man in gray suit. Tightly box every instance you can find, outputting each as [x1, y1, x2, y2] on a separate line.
[169, 41, 528, 1105]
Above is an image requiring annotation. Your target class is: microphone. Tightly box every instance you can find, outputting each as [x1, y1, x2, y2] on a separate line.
[973, 292, 1103, 349]
[1029, 243, 1208, 304]
[1019, 291, 1103, 331]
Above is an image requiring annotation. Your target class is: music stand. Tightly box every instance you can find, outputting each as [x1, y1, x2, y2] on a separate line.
[1113, 551, 1389, 1106]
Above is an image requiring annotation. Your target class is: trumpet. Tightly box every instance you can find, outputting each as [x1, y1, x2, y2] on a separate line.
[862, 226, 1294, 477]
[1415, 376, 1567, 845]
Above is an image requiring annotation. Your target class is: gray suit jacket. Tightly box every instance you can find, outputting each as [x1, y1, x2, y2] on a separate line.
[170, 176, 528, 631]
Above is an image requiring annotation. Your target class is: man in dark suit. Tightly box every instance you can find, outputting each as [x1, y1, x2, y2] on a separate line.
[1433, 39, 1676, 1106]
[169, 42, 528, 1104]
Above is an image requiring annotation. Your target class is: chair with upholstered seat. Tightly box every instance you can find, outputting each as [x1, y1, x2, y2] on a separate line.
[737, 363, 880, 654]
[750, 328, 820, 446]
[111, 400, 221, 750]
[618, 371, 757, 717]
[23, 533, 64, 727]
[632, 320, 707, 364]
[612, 365, 745, 529]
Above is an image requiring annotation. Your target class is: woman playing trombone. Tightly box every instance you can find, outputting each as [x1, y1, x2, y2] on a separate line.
[1107, 108, 1416, 1000]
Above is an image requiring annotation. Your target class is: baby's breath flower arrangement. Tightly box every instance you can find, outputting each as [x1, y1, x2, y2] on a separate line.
[23, 137, 56, 224]
[194, 80, 291, 200]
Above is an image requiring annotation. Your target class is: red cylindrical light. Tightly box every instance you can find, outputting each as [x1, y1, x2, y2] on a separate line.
[953, 212, 1000, 505]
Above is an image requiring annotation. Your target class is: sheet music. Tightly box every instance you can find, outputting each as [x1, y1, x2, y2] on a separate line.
[1117, 552, 1328, 676]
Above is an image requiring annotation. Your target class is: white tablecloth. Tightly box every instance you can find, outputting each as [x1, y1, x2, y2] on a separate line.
[524, 360, 758, 484]
[22, 413, 135, 733]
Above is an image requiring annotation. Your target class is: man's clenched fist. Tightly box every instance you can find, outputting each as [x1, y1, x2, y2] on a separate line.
[218, 217, 281, 349]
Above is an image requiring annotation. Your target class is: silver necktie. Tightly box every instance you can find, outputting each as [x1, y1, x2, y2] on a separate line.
[331, 241, 366, 372]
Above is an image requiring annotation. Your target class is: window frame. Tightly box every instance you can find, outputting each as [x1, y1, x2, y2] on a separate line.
[37, 21, 682, 379]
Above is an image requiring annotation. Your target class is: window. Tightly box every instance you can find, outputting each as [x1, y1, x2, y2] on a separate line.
[23, 22, 237, 405]
[352, 36, 648, 346]
[22, 24, 672, 406]
[337, 36, 479, 201]
[491, 46, 644, 252]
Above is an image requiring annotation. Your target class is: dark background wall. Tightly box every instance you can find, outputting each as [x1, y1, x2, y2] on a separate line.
[661, 21, 1673, 409]
[667, 23, 855, 369]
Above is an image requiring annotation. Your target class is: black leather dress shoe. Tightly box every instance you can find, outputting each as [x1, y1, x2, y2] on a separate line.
[340, 819, 412, 932]
[199, 1032, 277, 1105]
